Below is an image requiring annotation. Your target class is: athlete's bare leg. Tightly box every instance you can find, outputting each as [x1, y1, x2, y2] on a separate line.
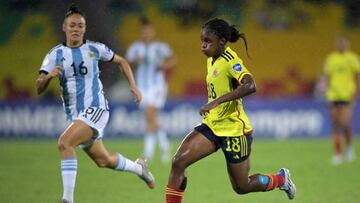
[144, 106, 159, 160]
[84, 136, 155, 189]
[145, 106, 159, 133]
[329, 105, 342, 158]
[340, 105, 355, 161]
[58, 120, 96, 203]
[226, 158, 267, 194]
[340, 105, 353, 146]
[58, 120, 95, 159]
[83, 140, 118, 169]
[168, 131, 217, 188]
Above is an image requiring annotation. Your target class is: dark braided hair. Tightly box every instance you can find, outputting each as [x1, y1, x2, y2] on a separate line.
[203, 18, 250, 58]
[140, 16, 151, 26]
[65, 3, 85, 19]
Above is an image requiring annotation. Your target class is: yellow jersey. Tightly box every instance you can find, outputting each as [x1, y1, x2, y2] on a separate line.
[324, 51, 360, 102]
[203, 47, 253, 137]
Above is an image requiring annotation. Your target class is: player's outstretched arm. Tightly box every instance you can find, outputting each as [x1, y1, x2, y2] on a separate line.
[112, 54, 142, 104]
[36, 66, 62, 95]
[159, 55, 177, 70]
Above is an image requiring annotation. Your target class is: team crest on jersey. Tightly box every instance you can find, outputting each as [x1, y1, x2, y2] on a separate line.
[233, 63, 242, 72]
[89, 52, 94, 59]
[213, 68, 219, 77]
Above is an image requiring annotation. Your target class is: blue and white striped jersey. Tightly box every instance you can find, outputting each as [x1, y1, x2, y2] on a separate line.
[126, 40, 172, 91]
[40, 40, 114, 120]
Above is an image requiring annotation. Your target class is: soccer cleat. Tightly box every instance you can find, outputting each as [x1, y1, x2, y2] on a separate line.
[60, 199, 70, 203]
[135, 158, 155, 189]
[279, 168, 296, 200]
[331, 154, 343, 165]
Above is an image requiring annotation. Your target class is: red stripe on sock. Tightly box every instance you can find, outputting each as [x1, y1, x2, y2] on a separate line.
[278, 174, 285, 186]
[266, 175, 284, 191]
[166, 185, 184, 203]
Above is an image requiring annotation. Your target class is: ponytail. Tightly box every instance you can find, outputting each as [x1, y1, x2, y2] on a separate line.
[238, 32, 250, 59]
[229, 25, 250, 58]
[229, 25, 240, 43]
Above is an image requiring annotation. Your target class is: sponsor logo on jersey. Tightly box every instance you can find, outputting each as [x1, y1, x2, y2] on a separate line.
[233, 63, 242, 72]
[213, 68, 219, 77]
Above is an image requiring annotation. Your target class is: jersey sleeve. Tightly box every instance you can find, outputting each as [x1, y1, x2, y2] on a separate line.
[227, 58, 251, 83]
[96, 42, 115, 62]
[39, 50, 57, 74]
[126, 43, 138, 63]
[159, 43, 173, 59]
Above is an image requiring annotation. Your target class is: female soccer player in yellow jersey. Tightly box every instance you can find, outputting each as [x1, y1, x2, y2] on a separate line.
[36, 4, 154, 203]
[165, 18, 296, 203]
[323, 37, 360, 165]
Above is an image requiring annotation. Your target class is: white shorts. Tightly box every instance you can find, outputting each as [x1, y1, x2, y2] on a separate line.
[140, 86, 168, 109]
[74, 107, 109, 148]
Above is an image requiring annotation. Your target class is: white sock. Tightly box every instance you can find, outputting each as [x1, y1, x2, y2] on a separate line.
[115, 153, 143, 175]
[144, 133, 156, 160]
[346, 146, 356, 158]
[61, 158, 77, 203]
[157, 130, 170, 162]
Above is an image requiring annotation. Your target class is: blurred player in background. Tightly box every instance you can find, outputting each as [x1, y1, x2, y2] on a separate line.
[35, 5, 155, 203]
[165, 18, 296, 203]
[321, 36, 360, 165]
[126, 17, 176, 163]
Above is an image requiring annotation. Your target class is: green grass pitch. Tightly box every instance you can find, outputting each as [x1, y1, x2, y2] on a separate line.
[0, 138, 359, 203]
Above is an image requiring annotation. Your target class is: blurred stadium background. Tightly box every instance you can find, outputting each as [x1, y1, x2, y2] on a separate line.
[0, 0, 359, 202]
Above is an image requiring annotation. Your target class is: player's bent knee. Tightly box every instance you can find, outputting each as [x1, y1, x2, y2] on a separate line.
[171, 154, 187, 171]
[57, 140, 72, 153]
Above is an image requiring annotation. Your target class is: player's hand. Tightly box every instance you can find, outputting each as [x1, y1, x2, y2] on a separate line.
[48, 66, 63, 78]
[130, 86, 142, 104]
[199, 101, 219, 116]
[135, 55, 145, 64]
[158, 60, 168, 70]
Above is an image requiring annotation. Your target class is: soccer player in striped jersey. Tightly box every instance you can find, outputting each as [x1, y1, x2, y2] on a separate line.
[322, 36, 360, 164]
[36, 5, 155, 203]
[126, 17, 176, 163]
[165, 18, 296, 203]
